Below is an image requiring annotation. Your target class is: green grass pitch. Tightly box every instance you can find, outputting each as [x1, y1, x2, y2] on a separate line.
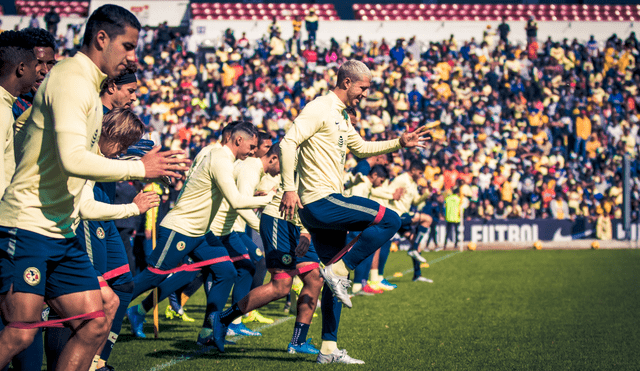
[46, 249, 640, 370]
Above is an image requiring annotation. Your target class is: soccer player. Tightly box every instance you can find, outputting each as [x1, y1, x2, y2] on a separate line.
[215, 151, 324, 355]
[209, 142, 280, 337]
[100, 63, 138, 112]
[12, 27, 56, 123]
[385, 160, 433, 283]
[264, 59, 429, 364]
[125, 122, 273, 347]
[347, 164, 397, 295]
[0, 6, 188, 371]
[0, 28, 39, 371]
[0, 30, 37, 197]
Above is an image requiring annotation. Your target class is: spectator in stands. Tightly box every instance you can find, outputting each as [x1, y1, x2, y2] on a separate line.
[498, 17, 510, 45]
[526, 16, 537, 43]
[44, 8, 60, 36]
[305, 8, 318, 44]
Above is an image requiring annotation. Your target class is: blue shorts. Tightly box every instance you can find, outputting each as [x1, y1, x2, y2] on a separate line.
[148, 226, 227, 272]
[299, 193, 385, 264]
[0, 227, 100, 300]
[398, 213, 414, 235]
[76, 220, 132, 286]
[260, 213, 319, 270]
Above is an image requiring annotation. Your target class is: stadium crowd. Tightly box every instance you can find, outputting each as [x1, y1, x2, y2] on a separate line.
[55, 17, 640, 239]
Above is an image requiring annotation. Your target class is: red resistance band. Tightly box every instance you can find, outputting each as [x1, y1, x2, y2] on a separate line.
[7, 310, 105, 330]
[327, 205, 386, 266]
[102, 264, 130, 281]
[146, 254, 246, 275]
[272, 262, 320, 280]
[99, 281, 108, 288]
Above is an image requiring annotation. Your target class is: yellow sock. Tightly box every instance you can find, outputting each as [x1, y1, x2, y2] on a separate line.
[330, 260, 349, 277]
[370, 270, 380, 282]
[88, 355, 100, 371]
[320, 340, 337, 355]
[180, 293, 190, 307]
[352, 283, 362, 293]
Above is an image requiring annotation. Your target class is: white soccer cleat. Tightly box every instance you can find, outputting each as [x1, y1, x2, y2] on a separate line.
[407, 250, 427, 263]
[319, 265, 352, 308]
[316, 348, 365, 364]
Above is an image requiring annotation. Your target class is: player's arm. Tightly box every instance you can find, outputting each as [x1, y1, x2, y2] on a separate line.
[50, 77, 188, 181]
[346, 125, 432, 158]
[212, 157, 271, 210]
[235, 163, 269, 231]
[279, 102, 323, 193]
[370, 181, 397, 200]
[78, 181, 140, 221]
[279, 102, 323, 218]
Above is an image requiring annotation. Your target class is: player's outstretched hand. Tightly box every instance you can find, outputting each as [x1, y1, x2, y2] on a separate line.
[280, 191, 303, 220]
[133, 190, 160, 214]
[296, 233, 311, 257]
[141, 146, 191, 179]
[399, 125, 433, 148]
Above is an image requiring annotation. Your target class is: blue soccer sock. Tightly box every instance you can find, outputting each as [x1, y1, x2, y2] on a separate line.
[413, 259, 422, 280]
[291, 322, 310, 346]
[378, 240, 392, 276]
[203, 261, 236, 326]
[354, 252, 374, 286]
[220, 303, 243, 326]
[320, 282, 342, 342]
[410, 226, 428, 251]
[100, 282, 133, 362]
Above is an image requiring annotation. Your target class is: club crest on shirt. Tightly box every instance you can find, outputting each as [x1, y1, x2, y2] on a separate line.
[256, 248, 263, 257]
[282, 254, 292, 265]
[96, 227, 105, 239]
[24, 267, 41, 286]
[176, 241, 186, 251]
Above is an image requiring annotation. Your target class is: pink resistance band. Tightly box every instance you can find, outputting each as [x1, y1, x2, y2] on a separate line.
[326, 205, 386, 266]
[102, 264, 130, 281]
[7, 310, 105, 329]
[146, 254, 249, 275]
[272, 262, 320, 280]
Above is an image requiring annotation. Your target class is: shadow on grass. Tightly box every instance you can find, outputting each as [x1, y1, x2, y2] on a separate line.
[144, 344, 307, 363]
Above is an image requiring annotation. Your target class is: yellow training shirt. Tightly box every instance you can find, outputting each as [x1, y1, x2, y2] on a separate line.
[210, 157, 266, 236]
[387, 172, 428, 215]
[161, 145, 271, 237]
[0, 86, 16, 197]
[0, 52, 145, 238]
[280, 91, 401, 205]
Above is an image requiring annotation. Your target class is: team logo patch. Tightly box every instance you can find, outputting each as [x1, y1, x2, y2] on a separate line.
[282, 254, 292, 265]
[24, 267, 41, 286]
[256, 248, 263, 257]
[96, 227, 105, 239]
[176, 241, 186, 251]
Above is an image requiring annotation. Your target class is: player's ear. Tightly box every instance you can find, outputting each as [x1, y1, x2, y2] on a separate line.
[107, 81, 117, 94]
[95, 29, 109, 51]
[15, 61, 26, 78]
